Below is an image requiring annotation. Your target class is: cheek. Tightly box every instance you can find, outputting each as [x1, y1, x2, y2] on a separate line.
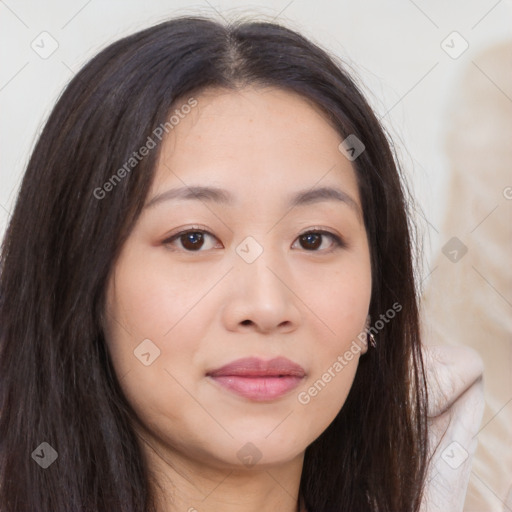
[103, 251, 212, 399]
[294, 318, 364, 444]
[296, 357, 359, 441]
[106, 245, 214, 342]
[291, 258, 371, 428]
[296, 256, 372, 339]
[103, 263, 206, 441]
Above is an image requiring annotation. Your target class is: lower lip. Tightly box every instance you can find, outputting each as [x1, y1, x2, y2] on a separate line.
[209, 375, 303, 401]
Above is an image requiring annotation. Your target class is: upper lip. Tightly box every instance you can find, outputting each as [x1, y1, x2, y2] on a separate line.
[206, 357, 306, 378]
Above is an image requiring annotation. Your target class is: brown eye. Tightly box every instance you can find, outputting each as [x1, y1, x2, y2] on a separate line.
[294, 230, 345, 252]
[299, 232, 322, 250]
[180, 231, 205, 251]
[164, 229, 219, 252]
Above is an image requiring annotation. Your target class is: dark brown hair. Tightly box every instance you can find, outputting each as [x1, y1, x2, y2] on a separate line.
[0, 15, 428, 511]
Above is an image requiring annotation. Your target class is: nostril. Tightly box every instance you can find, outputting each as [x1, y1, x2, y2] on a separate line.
[241, 320, 252, 326]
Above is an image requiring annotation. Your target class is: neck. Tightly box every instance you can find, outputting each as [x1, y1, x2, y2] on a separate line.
[138, 432, 305, 512]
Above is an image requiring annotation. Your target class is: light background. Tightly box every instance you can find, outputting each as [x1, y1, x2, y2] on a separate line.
[1, 1, 511, 510]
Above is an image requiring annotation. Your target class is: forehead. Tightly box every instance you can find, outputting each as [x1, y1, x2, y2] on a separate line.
[151, 86, 361, 208]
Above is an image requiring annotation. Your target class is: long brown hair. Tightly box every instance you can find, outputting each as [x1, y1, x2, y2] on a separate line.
[0, 15, 428, 511]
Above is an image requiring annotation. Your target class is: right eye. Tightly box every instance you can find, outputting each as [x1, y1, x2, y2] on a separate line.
[162, 228, 222, 252]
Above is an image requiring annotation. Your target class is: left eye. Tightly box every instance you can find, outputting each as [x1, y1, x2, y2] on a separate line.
[293, 230, 345, 252]
[163, 229, 345, 253]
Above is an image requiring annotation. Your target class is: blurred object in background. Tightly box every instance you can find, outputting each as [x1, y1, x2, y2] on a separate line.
[421, 40, 512, 512]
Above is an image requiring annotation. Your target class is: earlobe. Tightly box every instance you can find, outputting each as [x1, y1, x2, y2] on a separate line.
[359, 315, 370, 355]
[362, 314, 376, 354]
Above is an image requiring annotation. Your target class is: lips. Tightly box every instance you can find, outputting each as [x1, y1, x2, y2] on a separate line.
[206, 357, 306, 401]
[207, 356, 306, 378]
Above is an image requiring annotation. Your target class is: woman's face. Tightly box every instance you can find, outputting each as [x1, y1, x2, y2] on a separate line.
[104, 86, 372, 471]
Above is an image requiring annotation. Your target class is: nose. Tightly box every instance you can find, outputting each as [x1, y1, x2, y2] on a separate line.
[221, 245, 302, 335]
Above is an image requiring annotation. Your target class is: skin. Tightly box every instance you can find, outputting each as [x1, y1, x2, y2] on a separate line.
[103, 86, 372, 512]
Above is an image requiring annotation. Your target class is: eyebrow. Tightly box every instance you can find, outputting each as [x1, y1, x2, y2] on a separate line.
[144, 185, 360, 215]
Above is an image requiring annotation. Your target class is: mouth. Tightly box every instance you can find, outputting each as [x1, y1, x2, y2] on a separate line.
[206, 356, 306, 402]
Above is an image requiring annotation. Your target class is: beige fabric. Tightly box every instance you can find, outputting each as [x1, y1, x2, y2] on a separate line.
[421, 345, 485, 512]
[421, 40, 512, 511]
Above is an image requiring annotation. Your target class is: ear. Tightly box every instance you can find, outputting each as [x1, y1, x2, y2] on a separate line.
[360, 314, 371, 355]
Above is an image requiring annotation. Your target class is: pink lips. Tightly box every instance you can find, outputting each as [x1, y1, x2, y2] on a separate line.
[206, 356, 306, 402]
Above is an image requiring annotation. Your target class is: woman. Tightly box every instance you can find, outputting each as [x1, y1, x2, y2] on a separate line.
[0, 15, 482, 512]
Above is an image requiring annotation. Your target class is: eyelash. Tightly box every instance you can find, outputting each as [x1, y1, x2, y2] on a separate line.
[162, 226, 347, 253]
